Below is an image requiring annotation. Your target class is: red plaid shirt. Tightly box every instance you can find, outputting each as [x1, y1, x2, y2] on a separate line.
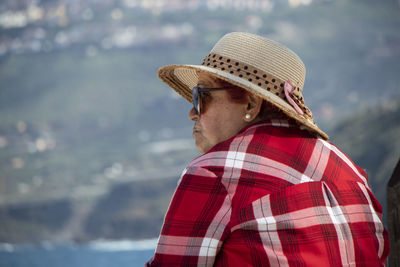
[146, 120, 389, 266]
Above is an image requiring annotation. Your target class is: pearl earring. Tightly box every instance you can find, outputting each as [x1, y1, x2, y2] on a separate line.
[245, 114, 251, 120]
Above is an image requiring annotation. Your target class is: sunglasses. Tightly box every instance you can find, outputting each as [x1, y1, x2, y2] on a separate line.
[192, 86, 228, 114]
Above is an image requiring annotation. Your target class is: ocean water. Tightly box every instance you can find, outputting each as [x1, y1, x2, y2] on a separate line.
[0, 239, 157, 267]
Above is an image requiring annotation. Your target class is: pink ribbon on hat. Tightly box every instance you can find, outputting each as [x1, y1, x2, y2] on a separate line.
[284, 80, 304, 115]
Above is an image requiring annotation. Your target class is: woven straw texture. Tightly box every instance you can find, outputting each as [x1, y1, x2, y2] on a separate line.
[158, 32, 328, 140]
[212, 33, 306, 89]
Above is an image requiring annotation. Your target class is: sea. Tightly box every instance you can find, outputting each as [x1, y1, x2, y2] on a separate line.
[0, 238, 157, 267]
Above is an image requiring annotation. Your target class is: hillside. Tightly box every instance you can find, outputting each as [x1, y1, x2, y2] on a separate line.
[1, 96, 398, 243]
[0, 0, 399, 243]
[330, 95, 400, 218]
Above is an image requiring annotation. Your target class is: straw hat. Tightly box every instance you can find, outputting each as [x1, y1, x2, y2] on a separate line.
[158, 32, 328, 140]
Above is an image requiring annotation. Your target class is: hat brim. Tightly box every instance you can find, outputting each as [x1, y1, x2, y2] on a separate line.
[158, 64, 328, 140]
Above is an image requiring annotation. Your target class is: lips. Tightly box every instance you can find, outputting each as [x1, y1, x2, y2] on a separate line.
[193, 126, 200, 135]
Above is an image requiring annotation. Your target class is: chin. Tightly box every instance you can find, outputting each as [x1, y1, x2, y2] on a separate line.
[194, 136, 213, 154]
[195, 142, 208, 154]
[196, 145, 206, 154]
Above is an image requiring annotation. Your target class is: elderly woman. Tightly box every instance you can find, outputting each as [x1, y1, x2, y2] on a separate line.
[146, 32, 389, 266]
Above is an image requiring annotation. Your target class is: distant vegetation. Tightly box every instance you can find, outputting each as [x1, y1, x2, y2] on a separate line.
[330, 95, 400, 218]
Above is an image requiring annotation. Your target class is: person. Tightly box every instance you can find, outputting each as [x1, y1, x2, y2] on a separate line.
[387, 158, 400, 266]
[146, 32, 390, 266]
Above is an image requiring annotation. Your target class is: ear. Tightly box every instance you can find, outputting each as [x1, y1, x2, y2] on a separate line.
[244, 94, 263, 121]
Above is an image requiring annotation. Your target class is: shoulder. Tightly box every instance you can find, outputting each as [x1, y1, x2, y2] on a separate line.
[187, 119, 315, 169]
[185, 120, 308, 177]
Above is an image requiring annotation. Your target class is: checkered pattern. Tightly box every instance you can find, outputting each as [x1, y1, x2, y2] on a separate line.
[146, 120, 389, 266]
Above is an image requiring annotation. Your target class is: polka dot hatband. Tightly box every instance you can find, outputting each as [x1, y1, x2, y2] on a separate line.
[158, 32, 328, 140]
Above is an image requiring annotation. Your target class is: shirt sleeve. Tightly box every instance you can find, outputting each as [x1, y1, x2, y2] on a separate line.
[146, 166, 231, 266]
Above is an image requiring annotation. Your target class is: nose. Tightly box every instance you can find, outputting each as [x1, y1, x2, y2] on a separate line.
[189, 107, 198, 121]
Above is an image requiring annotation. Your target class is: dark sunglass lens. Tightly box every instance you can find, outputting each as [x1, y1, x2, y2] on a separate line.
[192, 87, 200, 113]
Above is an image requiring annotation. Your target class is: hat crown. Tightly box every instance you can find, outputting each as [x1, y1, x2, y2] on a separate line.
[157, 32, 329, 140]
[210, 32, 306, 90]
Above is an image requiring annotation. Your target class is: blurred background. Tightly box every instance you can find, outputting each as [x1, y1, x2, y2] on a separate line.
[0, 0, 399, 266]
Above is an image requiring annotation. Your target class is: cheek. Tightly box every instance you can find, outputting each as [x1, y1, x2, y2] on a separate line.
[198, 112, 222, 140]
[201, 114, 221, 136]
[203, 107, 242, 141]
[219, 106, 247, 137]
